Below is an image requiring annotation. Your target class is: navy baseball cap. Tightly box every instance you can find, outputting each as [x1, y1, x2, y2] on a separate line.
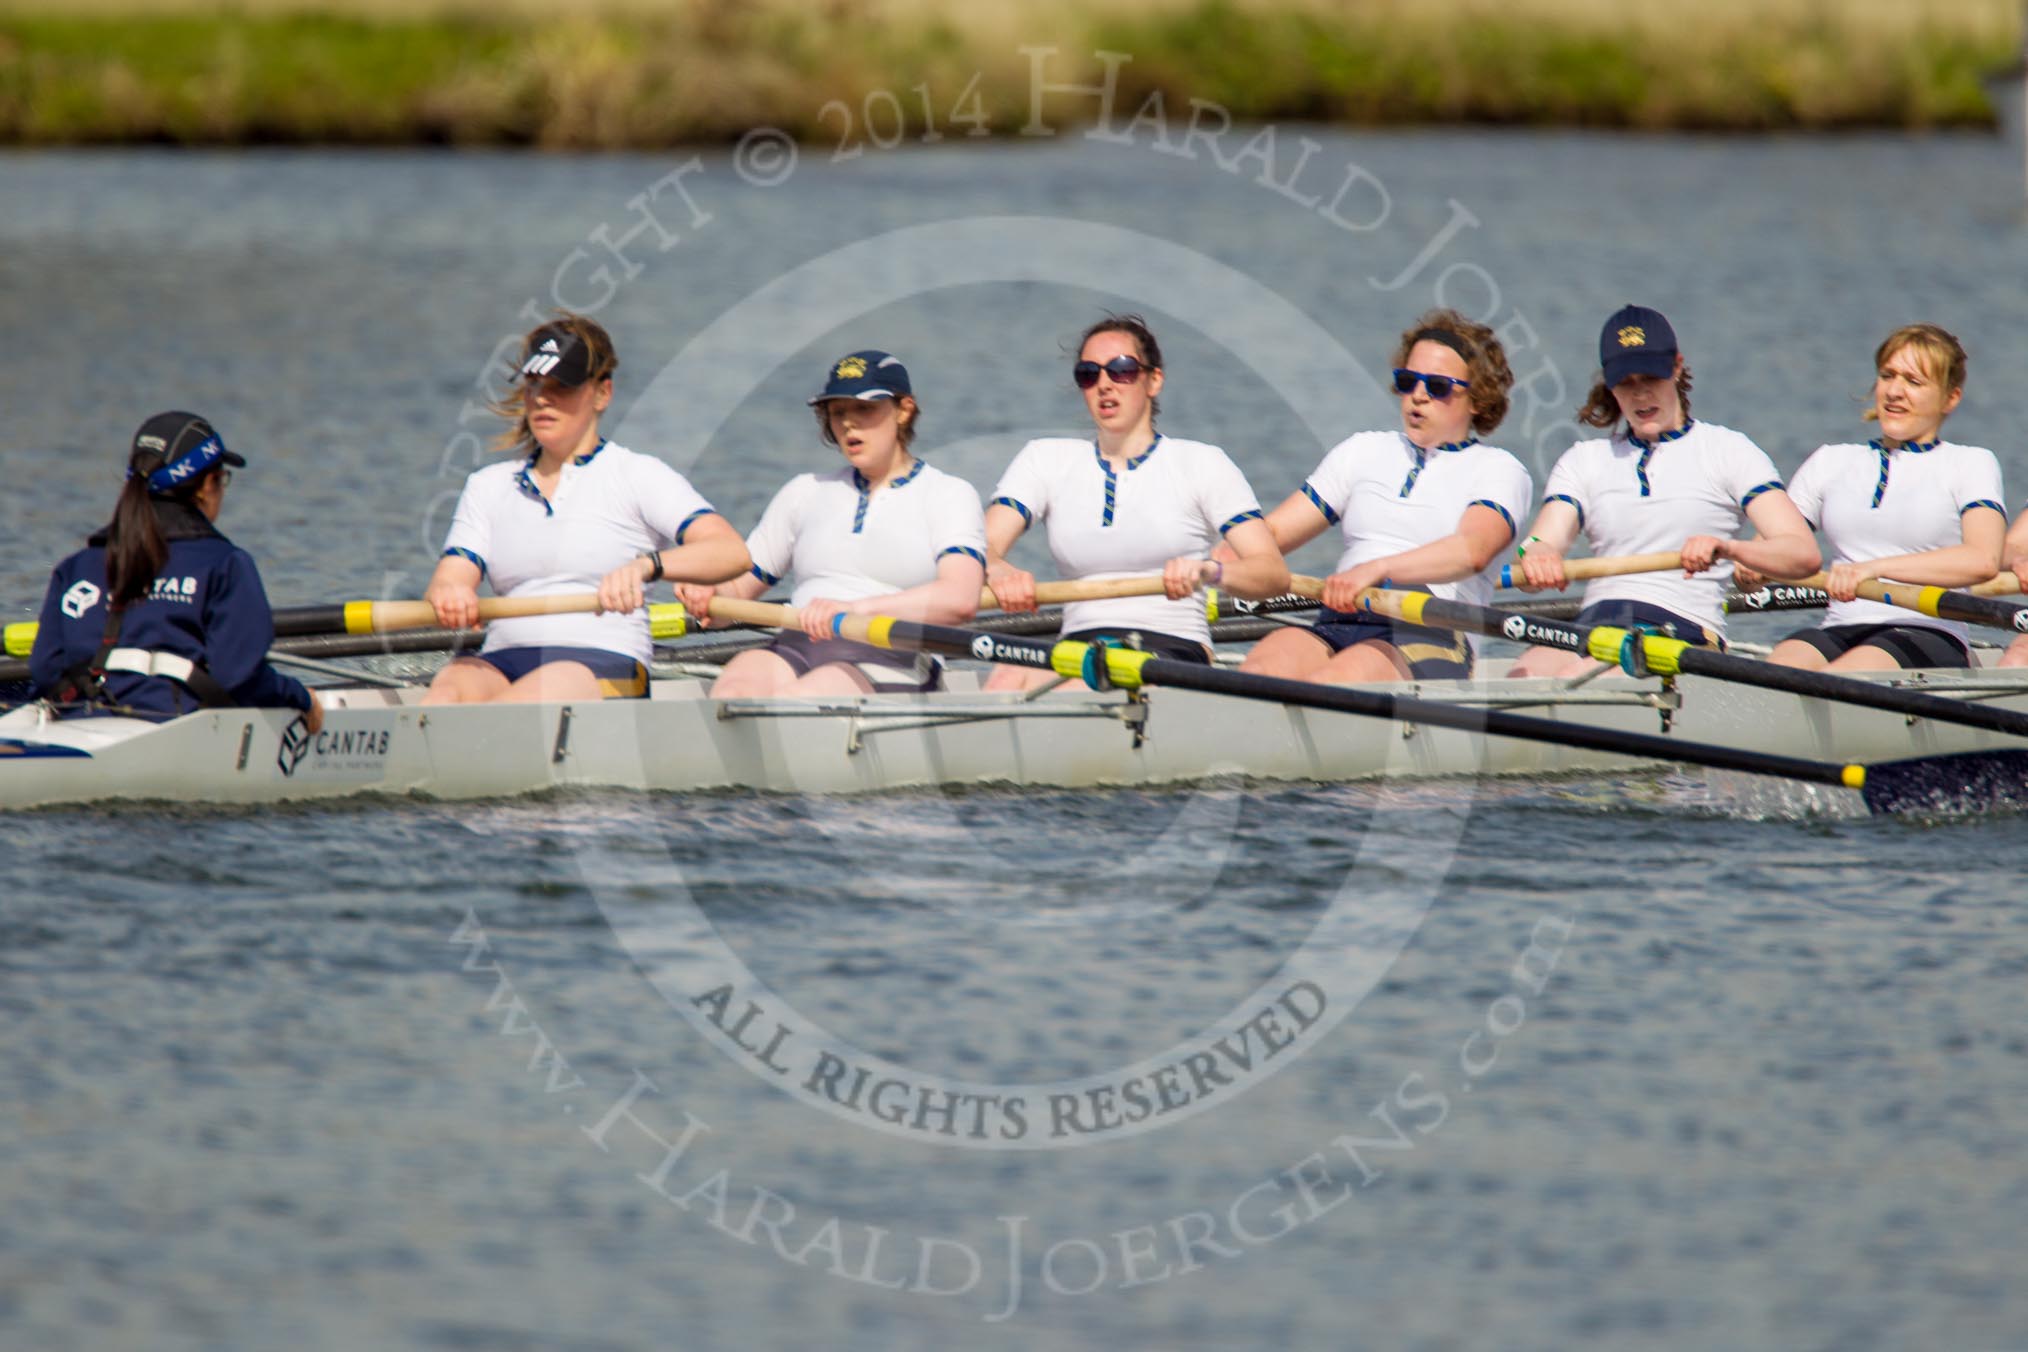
[808, 350, 912, 404]
[518, 327, 595, 386]
[132, 411, 244, 494]
[1600, 305, 1678, 386]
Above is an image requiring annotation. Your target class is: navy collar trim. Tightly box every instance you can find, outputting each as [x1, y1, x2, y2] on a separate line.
[1868, 437, 1942, 508]
[1399, 433, 1476, 497]
[514, 438, 606, 516]
[851, 457, 924, 533]
[1626, 418, 1694, 453]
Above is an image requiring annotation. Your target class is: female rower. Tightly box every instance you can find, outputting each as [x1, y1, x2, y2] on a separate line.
[2003, 507, 2028, 668]
[1754, 324, 2004, 671]
[675, 350, 986, 696]
[1235, 308, 1533, 683]
[423, 313, 749, 703]
[1508, 304, 1819, 677]
[982, 315, 1288, 690]
[30, 411, 321, 731]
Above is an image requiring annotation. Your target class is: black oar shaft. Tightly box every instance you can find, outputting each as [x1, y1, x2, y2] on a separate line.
[273, 605, 355, 637]
[1723, 584, 1830, 615]
[1875, 584, 2028, 635]
[852, 617, 1861, 791]
[1392, 592, 2028, 740]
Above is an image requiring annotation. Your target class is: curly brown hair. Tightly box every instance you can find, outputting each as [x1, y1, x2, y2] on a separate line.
[1390, 309, 1512, 436]
[489, 311, 620, 458]
[1577, 361, 1693, 432]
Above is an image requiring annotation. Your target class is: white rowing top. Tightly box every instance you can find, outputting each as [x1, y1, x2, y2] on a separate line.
[746, 459, 987, 608]
[1787, 438, 2005, 638]
[1543, 419, 1785, 636]
[1302, 430, 1533, 646]
[442, 441, 715, 663]
[990, 435, 1264, 646]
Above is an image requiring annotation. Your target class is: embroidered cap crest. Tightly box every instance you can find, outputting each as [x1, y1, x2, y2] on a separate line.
[1616, 325, 1647, 348]
[834, 356, 868, 380]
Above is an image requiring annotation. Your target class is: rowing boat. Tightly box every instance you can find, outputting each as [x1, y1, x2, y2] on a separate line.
[6, 660, 2028, 810]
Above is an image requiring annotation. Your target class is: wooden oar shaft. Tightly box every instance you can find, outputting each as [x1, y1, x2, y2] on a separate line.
[694, 596, 801, 629]
[1359, 589, 2028, 741]
[974, 574, 1328, 608]
[1497, 551, 1684, 590]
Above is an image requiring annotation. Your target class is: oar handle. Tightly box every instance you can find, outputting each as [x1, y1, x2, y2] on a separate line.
[691, 596, 802, 629]
[358, 594, 606, 631]
[353, 593, 695, 638]
[976, 574, 1331, 608]
[1498, 551, 1683, 590]
[975, 577, 1166, 608]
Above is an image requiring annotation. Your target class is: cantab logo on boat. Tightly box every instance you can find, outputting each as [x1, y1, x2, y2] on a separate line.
[970, 634, 996, 660]
[1501, 614, 1527, 641]
[278, 715, 311, 775]
[277, 718, 393, 778]
[59, 580, 101, 619]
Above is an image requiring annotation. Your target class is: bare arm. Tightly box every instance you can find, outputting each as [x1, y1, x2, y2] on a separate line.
[1186, 517, 1289, 600]
[1826, 505, 2006, 599]
[1512, 500, 1583, 592]
[983, 503, 1037, 611]
[843, 555, 986, 626]
[2006, 508, 2028, 587]
[1320, 505, 1512, 612]
[674, 566, 768, 629]
[1703, 490, 1821, 579]
[424, 554, 485, 629]
[1213, 490, 1332, 565]
[601, 513, 752, 615]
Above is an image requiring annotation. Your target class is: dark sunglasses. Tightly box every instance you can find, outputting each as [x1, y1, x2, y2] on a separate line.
[1073, 355, 1146, 389]
[1392, 368, 1470, 401]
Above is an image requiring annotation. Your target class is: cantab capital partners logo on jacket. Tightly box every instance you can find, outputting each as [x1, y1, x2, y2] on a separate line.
[60, 581, 101, 619]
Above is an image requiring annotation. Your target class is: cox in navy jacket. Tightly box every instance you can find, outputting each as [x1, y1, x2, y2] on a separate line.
[29, 498, 313, 720]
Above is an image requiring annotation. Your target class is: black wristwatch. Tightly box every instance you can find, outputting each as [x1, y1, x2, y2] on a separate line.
[641, 550, 665, 582]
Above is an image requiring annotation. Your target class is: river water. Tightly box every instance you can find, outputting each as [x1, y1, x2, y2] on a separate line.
[3, 126, 2027, 1350]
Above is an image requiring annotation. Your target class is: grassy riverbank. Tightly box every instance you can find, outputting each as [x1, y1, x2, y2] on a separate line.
[0, 0, 2019, 146]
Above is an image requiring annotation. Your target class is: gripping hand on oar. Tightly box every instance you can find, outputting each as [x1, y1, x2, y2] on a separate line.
[425, 555, 484, 629]
[985, 557, 1039, 613]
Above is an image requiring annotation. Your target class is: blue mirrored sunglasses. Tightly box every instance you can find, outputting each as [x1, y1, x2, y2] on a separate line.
[1392, 368, 1470, 400]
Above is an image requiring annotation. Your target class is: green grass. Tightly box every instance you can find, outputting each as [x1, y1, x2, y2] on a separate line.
[0, 1, 2018, 146]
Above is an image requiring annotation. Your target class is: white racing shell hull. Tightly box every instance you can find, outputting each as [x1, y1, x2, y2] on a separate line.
[4, 669, 2028, 809]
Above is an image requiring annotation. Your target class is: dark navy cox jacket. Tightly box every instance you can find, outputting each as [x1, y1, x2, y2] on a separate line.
[29, 499, 312, 719]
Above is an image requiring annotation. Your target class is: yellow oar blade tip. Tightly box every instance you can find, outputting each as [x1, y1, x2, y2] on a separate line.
[1842, 765, 1866, 791]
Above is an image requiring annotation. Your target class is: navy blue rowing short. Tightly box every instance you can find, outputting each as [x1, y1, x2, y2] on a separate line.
[767, 630, 942, 693]
[470, 645, 648, 697]
[1307, 608, 1473, 680]
[1784, 623, 1970, 670]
